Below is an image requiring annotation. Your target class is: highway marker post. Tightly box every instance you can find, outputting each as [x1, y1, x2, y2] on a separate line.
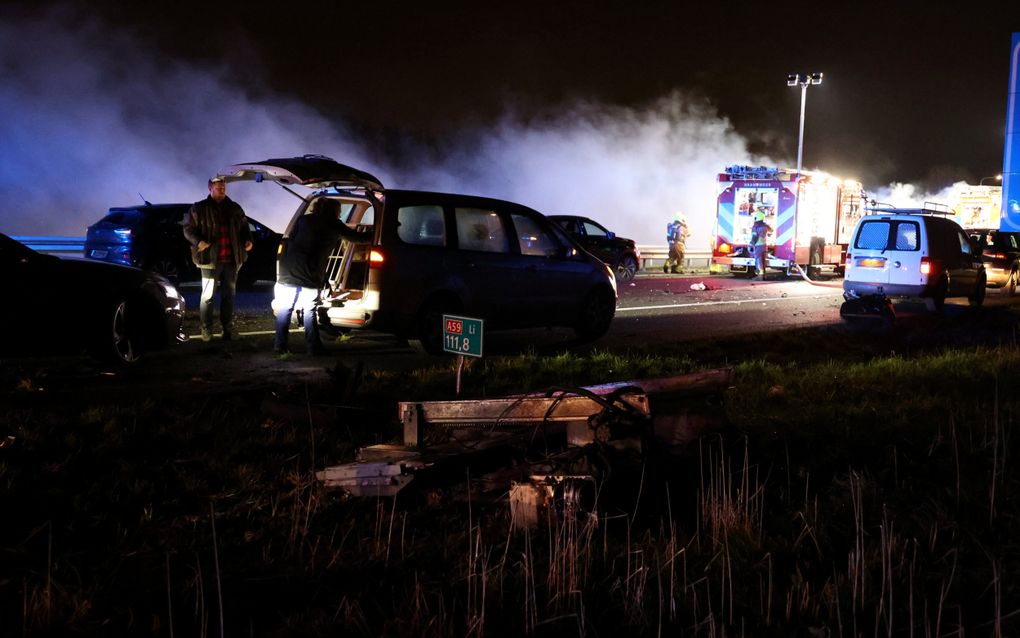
[442, 315, 484, 395]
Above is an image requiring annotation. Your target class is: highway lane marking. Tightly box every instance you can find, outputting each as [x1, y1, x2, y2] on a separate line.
[618, 294, 838, 313]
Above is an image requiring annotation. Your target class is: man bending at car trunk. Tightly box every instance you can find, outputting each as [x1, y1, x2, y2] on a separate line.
[273, 197, 372, 355]
[184, 177, 252, 341]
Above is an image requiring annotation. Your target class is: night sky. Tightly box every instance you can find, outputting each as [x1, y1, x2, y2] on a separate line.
[1, 0, 1016, 245]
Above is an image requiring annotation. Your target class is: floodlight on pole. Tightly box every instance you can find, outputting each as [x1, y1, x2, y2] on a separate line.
[979, 174, 1003, 186]
[787, 72, 823, 176]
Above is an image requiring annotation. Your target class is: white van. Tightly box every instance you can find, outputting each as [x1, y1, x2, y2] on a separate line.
[842, 207, 985, 313]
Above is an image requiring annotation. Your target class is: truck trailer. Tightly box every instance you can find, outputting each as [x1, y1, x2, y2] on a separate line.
[711, 165, 867, 277]
[949, 183, 1002, 229]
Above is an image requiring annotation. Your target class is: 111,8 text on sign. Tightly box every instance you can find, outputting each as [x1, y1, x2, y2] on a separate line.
[442, 315, 484, 357]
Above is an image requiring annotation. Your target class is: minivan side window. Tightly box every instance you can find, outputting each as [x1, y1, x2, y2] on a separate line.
[397, 205, 446, 247]
[455, 208, 509, 253]
[512, 214, 559, 257]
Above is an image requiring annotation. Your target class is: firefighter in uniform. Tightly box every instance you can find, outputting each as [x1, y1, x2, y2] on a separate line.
[750, 208, 773, 281]
[664, 211, 689, 274]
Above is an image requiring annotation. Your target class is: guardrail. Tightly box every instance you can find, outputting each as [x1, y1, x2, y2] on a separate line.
[637, 246, 711, 272]
[12, 236, 711, 272]
[12, 236, 86, 256]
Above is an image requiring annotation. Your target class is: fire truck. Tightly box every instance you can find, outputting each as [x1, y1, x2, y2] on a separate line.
[712, 165, 867, 277]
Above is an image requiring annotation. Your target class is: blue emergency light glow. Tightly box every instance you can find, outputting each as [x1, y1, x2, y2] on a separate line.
[1001, 33, 1020, 231]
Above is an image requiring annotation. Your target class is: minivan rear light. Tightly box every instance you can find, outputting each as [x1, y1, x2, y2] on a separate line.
[920, 257, 932, 275]
[369, 249, 385, 267]
[845, 252, 852, 267]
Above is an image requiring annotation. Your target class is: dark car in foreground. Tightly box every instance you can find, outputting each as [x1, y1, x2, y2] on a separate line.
[2, 233, 185, 363]
[967, 228, 1020, 296]
[84, 202, 281, 286]
[547, 215, 641, 282]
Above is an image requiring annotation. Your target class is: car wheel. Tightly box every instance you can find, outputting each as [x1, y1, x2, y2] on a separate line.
[90, 299, 143, 364]
[969, 274, 986, 307]
[615, 255, 638, 283]
[574, 287, 616, 341]
[148, 259, 182, 284]
[415, 296, 461, 355]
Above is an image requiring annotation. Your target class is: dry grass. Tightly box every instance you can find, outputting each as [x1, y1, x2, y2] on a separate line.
[3, 345, 1020, 635]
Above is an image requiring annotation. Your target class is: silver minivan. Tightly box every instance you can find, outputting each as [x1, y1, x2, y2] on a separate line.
[842, 207, 985, 314]
[216, 155, 618, 352]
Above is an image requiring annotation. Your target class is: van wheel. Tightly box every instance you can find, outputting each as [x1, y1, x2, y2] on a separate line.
[575, 288, 616, 341]
[969, 274, 986, 307]
[616, 255, 638, 283]
[415, 297, 461, 355]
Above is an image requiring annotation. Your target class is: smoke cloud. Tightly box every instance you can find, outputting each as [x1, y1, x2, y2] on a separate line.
[869, 181, 965, 209]
[0, 7, 368, 236]
[1, 7, 775, 251]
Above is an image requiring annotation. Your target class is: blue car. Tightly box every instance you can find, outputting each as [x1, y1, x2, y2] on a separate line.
[84, 202, 281, 287]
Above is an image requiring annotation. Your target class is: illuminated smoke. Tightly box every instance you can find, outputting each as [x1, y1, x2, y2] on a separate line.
[0, 6, 368, 235]
[0, 6, 773, 251]
[869, 181, 963, 209]
[405, 96, 771, 248]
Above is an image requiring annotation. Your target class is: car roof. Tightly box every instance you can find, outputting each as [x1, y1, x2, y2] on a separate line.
[108, 203, 191, 213]
[376, 189, 548, 216]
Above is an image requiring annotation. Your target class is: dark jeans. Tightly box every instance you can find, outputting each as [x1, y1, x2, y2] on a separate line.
[199, 261, 239, 332]
[272, 283, 322, 351]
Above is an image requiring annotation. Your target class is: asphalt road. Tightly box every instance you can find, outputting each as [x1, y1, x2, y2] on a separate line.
[6, 271, 1019, 401]
[181, 270, 1018, 352]
[175, 272, 849, 353]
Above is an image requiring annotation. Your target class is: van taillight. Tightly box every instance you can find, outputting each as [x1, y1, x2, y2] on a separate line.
[920, 257, 932, 275]
[845, 252, 852, 266]
[369, 249, 385, 267]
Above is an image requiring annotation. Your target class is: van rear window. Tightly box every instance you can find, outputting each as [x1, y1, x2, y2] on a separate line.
[855, 220, 919, 251]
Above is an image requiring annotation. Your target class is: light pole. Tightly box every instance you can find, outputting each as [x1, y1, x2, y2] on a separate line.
[979, 174, 1003, 186]
[787, 72, 823, 176]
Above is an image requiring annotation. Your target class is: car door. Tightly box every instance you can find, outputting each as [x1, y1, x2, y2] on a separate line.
[884, 218, 924, 290]
[848, 217, 898, 287]
[447, 205, 519, 323]
[242, 217, 281, 282]
[578, 218, 620, 265]
[509, 212, 594, 325]
[947, 227, 981, 295]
